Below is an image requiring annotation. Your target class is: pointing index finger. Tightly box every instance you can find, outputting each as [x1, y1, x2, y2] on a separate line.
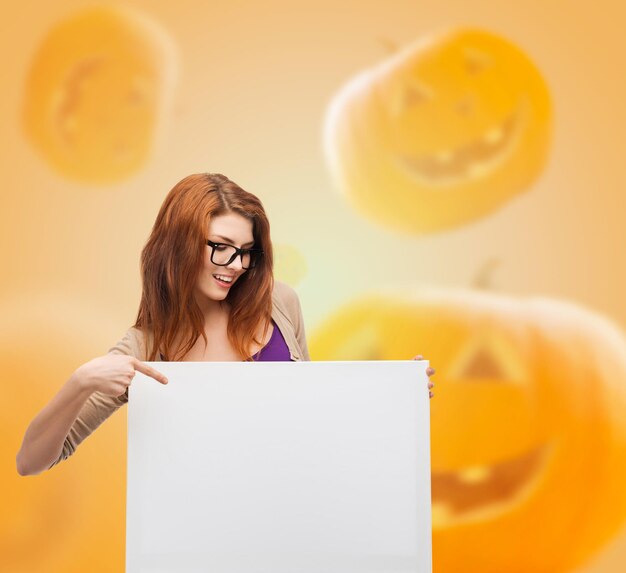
[132, 359, 169, 384]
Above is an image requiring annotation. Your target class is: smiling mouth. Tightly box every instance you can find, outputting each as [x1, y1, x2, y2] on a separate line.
[212, 273, 235, 287]
[431, 443, 552, 528]
[396, 106, 523, 186]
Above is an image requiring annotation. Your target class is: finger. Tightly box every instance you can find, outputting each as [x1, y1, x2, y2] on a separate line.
[428, 382, 434, 389]
[132, 359, 169, 384]
[427, 367, 436, 376]
[429, 391, 434, 398]
[414, 355, 423, 361]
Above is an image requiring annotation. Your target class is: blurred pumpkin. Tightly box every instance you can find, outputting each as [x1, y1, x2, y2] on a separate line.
[3, 295, 127, 572]
[309, 288, 626, 572]
[22, 6, 177, 183]
[324, 28, 552, 234]
[274, 243, 308, 287]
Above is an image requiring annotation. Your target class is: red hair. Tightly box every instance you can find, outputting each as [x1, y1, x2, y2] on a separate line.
[135, 173, 274, 360]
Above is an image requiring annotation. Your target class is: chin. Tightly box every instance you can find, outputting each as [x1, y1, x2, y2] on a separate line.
[208, 287, 229, 301]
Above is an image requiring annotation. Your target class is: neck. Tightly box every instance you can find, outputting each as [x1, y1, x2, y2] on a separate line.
[196, 295, 230, 324]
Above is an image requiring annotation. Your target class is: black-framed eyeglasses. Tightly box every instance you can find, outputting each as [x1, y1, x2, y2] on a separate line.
[206, 240, 263, 270]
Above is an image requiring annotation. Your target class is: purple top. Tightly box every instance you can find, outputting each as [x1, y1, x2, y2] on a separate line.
[252, 321, 291, 361]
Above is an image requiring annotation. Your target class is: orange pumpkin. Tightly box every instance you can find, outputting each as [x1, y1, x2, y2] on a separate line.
[309, 288, 626, 572]
[3, 296, 126, 572]
[22, 6, 177, 183]
[324, 29, 552, 234]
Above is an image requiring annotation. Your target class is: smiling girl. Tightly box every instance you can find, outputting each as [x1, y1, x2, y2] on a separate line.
[16, 173, 434, 476]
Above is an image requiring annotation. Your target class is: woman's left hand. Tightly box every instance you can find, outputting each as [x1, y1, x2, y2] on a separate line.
[413, 355, 436, 398]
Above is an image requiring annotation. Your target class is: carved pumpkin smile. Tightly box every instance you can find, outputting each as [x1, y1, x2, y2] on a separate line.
[430, 324, 554, 527]
[396, 105, 522, 185]
[431, 442, 552, 527]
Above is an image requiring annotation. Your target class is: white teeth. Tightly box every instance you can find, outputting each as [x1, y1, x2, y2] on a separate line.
[457, 466, 491, 484]
[436, 150, 454, 164]
[467, 162, 489, 178]
[213, 274, 233, 283]
[431, 502, 453, 527]
[484, 126, 504, 145]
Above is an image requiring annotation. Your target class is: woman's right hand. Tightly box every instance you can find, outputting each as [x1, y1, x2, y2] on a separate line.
[74, 354, 168, 397]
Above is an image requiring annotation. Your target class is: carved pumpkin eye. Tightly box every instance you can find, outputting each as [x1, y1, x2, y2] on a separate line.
[126, 75, 152, 106]
[458, 347, 508, 381]
[456, 94, 476, 116]
[464, 48, 492, 75]
[449, 333, 526, 385]
[389, 80, 433, 118]
[404, 81, 433, 107]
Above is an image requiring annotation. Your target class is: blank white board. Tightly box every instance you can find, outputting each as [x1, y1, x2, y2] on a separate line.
[127, 361, 432, 573]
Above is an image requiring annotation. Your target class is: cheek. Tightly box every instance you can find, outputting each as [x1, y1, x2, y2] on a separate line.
[202, 250, 217, 271]
[196, 256, 215, 287]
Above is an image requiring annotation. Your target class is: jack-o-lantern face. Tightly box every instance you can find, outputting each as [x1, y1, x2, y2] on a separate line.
[3, 297, 126, 571]
[22, 6, 177, 183]
[324, 29, 552, 234]
[309, 289, 626, 572]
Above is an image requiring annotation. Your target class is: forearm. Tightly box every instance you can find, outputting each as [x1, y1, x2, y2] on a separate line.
[16, 372, 93, 476]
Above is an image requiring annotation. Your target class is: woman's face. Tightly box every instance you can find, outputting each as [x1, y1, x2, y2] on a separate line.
[196, 212, 255, 304]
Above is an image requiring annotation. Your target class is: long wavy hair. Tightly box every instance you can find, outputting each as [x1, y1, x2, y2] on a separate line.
[135, 173, 274, 361]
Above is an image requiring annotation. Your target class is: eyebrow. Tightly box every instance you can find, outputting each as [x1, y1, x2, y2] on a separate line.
[213, 235, 255, 248]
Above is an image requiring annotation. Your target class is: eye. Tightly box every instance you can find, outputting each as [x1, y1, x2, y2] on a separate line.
[214, 244, 229, 251]
[463, 48, 492, 75]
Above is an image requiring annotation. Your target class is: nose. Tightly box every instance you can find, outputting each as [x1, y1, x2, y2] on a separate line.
[226, 253, 244, 271]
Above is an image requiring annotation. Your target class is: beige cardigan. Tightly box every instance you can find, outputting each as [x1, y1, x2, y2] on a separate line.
[49, 281, 309, 469]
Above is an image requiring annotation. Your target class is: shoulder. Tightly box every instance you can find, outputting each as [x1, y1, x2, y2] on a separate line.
[272, 280, 300, 306]
[271, 280, 304, 324]
[108, 326, 150, 360]
[272, 280, 303, 316]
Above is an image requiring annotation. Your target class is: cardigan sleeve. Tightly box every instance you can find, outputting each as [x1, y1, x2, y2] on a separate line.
[273, 281, 311, 361]
[48, 327, 145, 469]
[292, 290, 310, 361]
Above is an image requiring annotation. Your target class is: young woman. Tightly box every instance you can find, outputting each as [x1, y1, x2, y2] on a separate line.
[16, 173, 435, 476]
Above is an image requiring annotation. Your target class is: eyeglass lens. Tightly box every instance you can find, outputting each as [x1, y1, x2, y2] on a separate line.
[211, 244, 255, 269]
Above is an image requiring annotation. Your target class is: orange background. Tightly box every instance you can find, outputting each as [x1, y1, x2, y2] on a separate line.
[3, 1, 626, 571]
